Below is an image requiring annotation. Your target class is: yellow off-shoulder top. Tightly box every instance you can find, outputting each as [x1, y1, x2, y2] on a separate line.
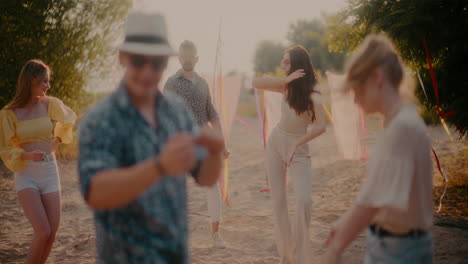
[0, 97, 77, 172]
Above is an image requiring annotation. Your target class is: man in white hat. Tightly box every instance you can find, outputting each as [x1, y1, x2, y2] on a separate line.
[78, 12, 224, 263]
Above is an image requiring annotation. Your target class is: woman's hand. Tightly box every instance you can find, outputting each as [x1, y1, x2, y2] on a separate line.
[323, 248, 342, 264]
[324, 220, 342, 264]
[285, 69, 305, 84]
[325, 219, 340, 246]
[21, 150, 46, 161]
[52, 137, 62, 152]
[287, 142, 299, 166]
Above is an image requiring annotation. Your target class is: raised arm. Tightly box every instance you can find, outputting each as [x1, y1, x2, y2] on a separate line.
[252, 69, 305, 93]
[86, 158, 163, 210]
[324, 204, 378, 264]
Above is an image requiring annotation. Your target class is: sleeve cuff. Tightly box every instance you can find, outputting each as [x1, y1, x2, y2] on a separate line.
[54, 123, 74, 144]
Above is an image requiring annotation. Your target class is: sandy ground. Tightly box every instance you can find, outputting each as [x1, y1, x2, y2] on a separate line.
[1, 116, 467, 264]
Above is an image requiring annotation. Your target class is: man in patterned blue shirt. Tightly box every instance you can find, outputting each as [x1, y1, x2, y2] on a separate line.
[78, 12, 224, 264]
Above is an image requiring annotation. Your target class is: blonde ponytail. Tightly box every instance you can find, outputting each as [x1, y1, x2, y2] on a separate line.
[345, 33, 417, 103]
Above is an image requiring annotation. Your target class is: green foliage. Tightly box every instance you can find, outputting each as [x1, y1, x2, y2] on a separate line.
[253, 18, 346, 76]
[287, 19, 346, 72]
[253, 40, 285, 74]
[419, 104, 441, 126]
[0, 0, 131, 112]
[326, 11, 366, 53]
[326, 0, 468, 136]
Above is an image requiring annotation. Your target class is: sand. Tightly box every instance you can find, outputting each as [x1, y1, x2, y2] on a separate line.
[1, 116, 467, 264]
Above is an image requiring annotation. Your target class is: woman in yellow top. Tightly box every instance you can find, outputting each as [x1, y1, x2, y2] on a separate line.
[0, 59, 76, 264]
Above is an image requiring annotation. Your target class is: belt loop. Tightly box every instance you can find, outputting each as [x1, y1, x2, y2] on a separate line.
[375, 225, 381, 237]
[42, 153, 52, 162]
[371, 225, 384, 238]
[412, 230, 422, 239]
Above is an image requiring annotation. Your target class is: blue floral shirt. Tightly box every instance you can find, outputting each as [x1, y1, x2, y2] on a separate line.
[78, 82, 205, 264]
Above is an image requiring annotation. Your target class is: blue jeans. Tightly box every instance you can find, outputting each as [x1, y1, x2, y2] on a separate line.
[364, 230, 433, 264]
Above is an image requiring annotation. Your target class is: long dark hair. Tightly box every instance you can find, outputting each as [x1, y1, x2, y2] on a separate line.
[285, 45, 318, 122]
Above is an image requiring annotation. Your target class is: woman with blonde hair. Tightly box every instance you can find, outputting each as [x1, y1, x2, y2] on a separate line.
[0, 59, 76, 263]
[253, 45, 327, 264]
[324, 34, 433, 264]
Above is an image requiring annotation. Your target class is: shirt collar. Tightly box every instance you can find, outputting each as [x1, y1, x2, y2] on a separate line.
[175, 69, 200, 82]
[115, 80, 131, 110]
[114, 79, 166, 112]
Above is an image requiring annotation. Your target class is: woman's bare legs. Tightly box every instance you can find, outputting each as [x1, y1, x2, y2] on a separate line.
[18, 189, 60, 264]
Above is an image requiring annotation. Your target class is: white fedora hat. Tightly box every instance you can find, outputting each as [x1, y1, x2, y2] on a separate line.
[118, 12, 177, 56]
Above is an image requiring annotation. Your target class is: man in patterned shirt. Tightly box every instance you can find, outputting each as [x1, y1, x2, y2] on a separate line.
[164, 40, 229, 248]
[78, 13, 224, 264]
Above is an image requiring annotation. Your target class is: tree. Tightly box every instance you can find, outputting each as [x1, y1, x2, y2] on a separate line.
[253, 40, 285, 74]
[0, 0, 132, 111]
[253, 18, 347, 76]
[287, 19, 346, 72]
[326, 0, 468, 136]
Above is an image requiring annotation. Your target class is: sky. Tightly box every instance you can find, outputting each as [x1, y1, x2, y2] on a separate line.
[134, 0, 348, 76]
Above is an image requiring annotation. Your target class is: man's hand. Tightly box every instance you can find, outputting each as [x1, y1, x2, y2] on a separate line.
[223, 148, 230, 159]
[194, 127, 224, 156]
[159, 133, 197, 175]
[192, 127, 224, 186]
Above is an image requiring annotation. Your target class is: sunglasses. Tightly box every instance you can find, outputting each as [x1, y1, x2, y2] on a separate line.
[129, 55, 168, 71]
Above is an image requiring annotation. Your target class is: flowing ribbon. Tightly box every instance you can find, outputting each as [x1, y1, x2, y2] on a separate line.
[422, 38, 454, 212]
[432, 148, 448, 213]
[254, 88, 270, 192]
[235, 115, 251, 132]
[218, 66, 230, 205]
[359, 107, 368, 160]
[423, 37, 456, 120]
[254, 88, 267, 147]
[410, 51, 429, 102]
[262, 92, 270, 145]
[209, 18, 231, 205]
[322, 104, 334, 124]
[411, 50, 453, 140]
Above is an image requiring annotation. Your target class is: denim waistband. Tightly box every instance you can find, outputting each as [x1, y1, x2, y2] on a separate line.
[369, 224, 427, 238]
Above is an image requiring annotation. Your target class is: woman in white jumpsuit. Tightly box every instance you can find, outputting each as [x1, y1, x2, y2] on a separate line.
[252, 45, 326, 264]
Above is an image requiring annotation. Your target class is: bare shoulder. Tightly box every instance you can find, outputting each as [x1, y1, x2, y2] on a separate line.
[40, 95, 62, 107]
[39, 96, 52, 108]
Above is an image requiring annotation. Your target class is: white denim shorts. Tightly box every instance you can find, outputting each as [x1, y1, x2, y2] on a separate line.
[14, 154, 60, 194]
